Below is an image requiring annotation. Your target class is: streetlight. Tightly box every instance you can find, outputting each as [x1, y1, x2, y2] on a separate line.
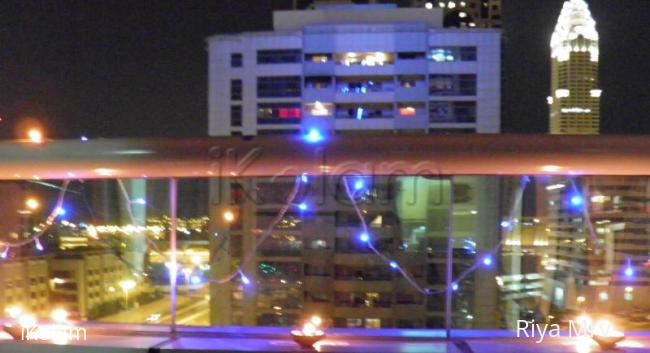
[223, 210, 235, 223]
[118, 279, 136, 309]
[27, 128, 43, 144]
[25, 197, 40, 211]
[51, 308, 69, 323]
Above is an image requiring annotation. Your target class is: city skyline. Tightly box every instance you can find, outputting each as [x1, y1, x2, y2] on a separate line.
[1, 1, 650, 352]
[0, 0, 649, 139]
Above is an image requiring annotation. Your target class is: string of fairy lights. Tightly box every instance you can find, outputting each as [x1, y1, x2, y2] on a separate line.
[340, 175, 531, 296]
[567, 178, 638, 279]
[0, 164, 641, 302]
[223, 171, 532, 298]
[0, 180, 69, 258]
[210, 174, 303, 285]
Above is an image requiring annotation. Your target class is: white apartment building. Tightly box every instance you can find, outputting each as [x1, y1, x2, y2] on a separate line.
[206, 4, 502, 329]
[207, 4, 500, 137]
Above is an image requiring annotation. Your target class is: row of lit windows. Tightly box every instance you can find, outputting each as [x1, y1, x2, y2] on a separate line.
[231, 74, 476, 100]
[230, 101, 476, 126]
[230, 47, 477, 67]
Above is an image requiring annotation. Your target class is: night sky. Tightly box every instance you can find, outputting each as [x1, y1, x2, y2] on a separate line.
[0, 0, 648, 139]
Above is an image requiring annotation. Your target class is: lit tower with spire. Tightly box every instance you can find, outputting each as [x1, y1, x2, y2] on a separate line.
[549, 0, 601, 134]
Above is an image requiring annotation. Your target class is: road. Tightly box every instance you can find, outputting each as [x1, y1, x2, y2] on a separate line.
[98, 286, 210, 326]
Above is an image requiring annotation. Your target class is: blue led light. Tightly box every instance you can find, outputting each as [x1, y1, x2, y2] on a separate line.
[190, 275, 202, 285]
[304, 128, 324, 143]
[354, 179, 365, 190]
[298, 202, 308, 211]
[359, 232, 370, 243]
[570, 194, 584, 207]
[35, 239, 44, 252]
[625, 259, 635, 278]
[1, 247, 8, 259]
[54, 207, 66, 216]
[301, 173, 309, 183]
[500, 220, 511, 228]
[482, 255, 493, 267]
[241, 273, 251, 285]
[452, 283, 459, 291]
[132, 198, 146, 205]
[80, 136, 89, 142]
[389, 261, 398, 269]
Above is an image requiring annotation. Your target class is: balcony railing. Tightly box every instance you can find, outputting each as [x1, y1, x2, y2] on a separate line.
[2, 135, 650, 352]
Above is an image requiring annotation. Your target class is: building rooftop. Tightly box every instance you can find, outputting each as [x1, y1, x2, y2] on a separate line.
[551, 0, 598, 61]
[272, 5, 443, 31]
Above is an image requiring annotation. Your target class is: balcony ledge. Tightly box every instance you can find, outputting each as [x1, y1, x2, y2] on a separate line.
[2, 323, 650, 353]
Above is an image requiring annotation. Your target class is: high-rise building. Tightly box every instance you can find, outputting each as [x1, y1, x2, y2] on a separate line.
[548, 0, 600, 135]
[544, 177, 650, 315]
[544, 1, 650, 318]
[207, 4, 503, 329]
[207, 4, 500, 136]
[412, 0, 501, 28]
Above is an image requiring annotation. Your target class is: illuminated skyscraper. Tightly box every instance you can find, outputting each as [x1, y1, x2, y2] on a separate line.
[420, 0, 501, 28]
[548, 0, 601, 135]
[543, 1, 650, 318]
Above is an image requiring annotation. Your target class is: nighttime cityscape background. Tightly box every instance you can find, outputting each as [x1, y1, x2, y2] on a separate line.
[1, 0, 649, 138]
[1, 1, 650, 352]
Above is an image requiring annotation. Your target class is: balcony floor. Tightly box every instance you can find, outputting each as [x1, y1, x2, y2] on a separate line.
[1, 324, 649, 353]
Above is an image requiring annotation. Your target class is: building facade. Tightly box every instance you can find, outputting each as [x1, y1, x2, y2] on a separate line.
[207, 4, 503, 329]
[415, 0, 501, 28]
[207, 4, 500, 136]
[548, 0, 600, 135]
[544, 1, 650, 317]
[544, 177, 650, 314]
[50, 250, 136, 320]
[0, 257, 50, 319]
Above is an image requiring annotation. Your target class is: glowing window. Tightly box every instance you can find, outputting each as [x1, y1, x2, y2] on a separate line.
[399, 107, 416, 116]
[336, 52, 394, 67]
[429, 47, 476, 62]
[305, 102, 333, 116]
[305, 53, 332, 63]
[257, 103, 301, 124]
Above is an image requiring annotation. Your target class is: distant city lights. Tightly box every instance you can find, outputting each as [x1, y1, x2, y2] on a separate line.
[51, 308, 69, 323]
[25, 198, 40, 211]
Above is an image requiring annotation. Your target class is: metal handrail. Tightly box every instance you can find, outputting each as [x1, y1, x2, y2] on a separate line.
[1, 134, 650, 180]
